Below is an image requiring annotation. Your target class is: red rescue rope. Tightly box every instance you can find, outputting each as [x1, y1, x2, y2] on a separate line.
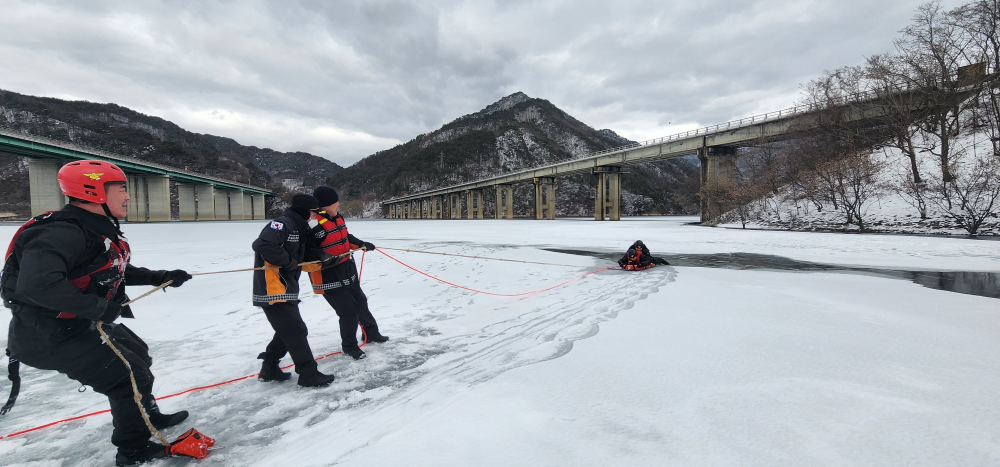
[0, 330, 369, 440]
[376, 249, 612, 297]
[3, 250, 609, 440]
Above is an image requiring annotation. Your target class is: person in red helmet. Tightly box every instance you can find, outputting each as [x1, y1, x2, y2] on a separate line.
[2, 160, 202, 465]
[618, 240, 669, 271]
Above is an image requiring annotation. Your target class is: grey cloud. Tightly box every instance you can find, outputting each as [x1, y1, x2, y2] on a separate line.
[0, 0, 967, 165]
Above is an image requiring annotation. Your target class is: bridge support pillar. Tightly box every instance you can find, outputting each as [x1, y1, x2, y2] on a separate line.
[533, 177, 556, 220]
[465, 190, 483, 219]
[28, 158, 67, 217]
[594, 166, 623, 221]
[698, 145, 738, 222]
[178, 184, 196, 221]
[243, 192, 253, 219]
[229, 190, 245, 220]
[146, 175, 171, 222]
[422, 198, 430, 219]
[128, 175, 148, 222]
[495, 184, 513, 219]
[214, 188, 230, 220]
[252, 194, 265, 220]
[195, 184, 216, 221]
[450, 194, 460, 219]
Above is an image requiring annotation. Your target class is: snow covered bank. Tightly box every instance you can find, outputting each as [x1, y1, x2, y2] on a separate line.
[1, 217, 998, 466]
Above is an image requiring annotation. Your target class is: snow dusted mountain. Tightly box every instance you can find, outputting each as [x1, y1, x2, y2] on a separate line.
[327, 92, 699, 217]
[0, 88, 343, 217]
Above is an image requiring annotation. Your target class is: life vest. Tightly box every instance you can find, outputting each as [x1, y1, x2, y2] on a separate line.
[308, 212, 355, 294]
[1, 211, 131, 319]
[619, 246, 655, 271]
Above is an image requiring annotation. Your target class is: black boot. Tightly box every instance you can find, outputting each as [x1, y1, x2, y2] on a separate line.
[144, 398, 188, 430]
[345, 348, 367, 360]
[366, 333, 389, 344]
[115, 442, 169, 466]
[297, 369, 336, 387]
[258, 353, 291, 382]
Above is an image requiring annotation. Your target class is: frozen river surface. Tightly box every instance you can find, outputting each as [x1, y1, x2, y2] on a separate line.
[1, 216, 998, 466]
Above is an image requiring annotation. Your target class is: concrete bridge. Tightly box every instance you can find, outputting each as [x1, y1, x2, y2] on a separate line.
[382, 72, 992, 222]
[0, 128, 272, 221]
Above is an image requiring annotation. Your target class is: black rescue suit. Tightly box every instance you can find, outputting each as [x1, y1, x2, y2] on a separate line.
[307, 211, 382, 352]
[618, 240, 669, 271]
[2, 205, 175, 451]
[251, 208, 323, 375]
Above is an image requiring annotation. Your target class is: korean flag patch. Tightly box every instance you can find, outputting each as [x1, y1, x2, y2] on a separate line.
[270, 221, 284, 231]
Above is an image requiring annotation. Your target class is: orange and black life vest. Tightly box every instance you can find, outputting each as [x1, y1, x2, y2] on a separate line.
[313, 213, 351, 262]
[308, 212, 356, 294]
[2, 211, 131, 319]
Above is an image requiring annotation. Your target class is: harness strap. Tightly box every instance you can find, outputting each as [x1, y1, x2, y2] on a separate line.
[1, 349, 20, 416]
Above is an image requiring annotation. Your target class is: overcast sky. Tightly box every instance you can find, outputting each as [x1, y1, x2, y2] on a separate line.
[0, 0, 967, 166]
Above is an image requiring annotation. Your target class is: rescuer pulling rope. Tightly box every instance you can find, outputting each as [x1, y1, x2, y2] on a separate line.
[251, 194, 337, 387]
[306, 186, 389, 361]
[0, 160, 211, 465]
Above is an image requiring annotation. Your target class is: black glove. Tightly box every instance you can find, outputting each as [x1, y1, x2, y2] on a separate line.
[362, 242, 376, 251]
[99, 300, 125, 323]
[162, 269, 192, 287]
[318, 251, 337, 264]
[284, 259, 299, 270]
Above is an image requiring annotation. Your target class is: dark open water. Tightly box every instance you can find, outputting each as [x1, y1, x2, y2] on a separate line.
[546, 249, 1000, 300]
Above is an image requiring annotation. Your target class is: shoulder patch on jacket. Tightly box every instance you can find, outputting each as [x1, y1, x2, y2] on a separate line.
[270, 221, 284, 231]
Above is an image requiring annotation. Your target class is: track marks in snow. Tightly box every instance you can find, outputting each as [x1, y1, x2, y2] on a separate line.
[1, 244, 675, 466]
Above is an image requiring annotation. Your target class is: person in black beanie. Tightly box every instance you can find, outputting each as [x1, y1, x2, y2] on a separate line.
[251, 194, 335, 387]
[306, 186, 388, 360]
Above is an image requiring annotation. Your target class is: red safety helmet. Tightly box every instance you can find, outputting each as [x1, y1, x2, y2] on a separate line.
[57, 160, 128, 204]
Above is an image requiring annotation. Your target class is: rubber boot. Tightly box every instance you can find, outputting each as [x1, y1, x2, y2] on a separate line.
[144, 397, 188, 430]
[345, 348, 366, 360]
[257, 353, 291, 382]
[366, 333, 389, 344]
[115, 442, 169, 466]
[297, 369, 335, 387]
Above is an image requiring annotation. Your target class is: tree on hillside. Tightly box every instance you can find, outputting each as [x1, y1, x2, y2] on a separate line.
[929, 137, 1000, 235]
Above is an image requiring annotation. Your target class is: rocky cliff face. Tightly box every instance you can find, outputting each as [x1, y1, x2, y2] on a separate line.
[328, 92, 698, 217]
[0, 89, 343, 217]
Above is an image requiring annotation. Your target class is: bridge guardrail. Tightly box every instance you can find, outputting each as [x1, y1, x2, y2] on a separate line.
[382, 89, 892, 203]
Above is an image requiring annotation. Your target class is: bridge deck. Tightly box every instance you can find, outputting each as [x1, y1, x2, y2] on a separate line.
[0, 128, 271, 195]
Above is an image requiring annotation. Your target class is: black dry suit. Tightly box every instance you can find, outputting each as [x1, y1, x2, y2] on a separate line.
[617, 240, 669, 271]
[2, 205, 178, 451]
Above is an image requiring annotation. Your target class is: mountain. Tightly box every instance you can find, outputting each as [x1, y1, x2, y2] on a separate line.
[0, 88, 344, 217]
[327, 92, 699, 217]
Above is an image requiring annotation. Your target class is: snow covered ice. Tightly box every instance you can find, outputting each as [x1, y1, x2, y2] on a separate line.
[1, 216, 998, 466]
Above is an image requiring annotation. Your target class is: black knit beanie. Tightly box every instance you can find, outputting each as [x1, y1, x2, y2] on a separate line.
[290, 194, 319, 219]
[313, 186, 339, 207]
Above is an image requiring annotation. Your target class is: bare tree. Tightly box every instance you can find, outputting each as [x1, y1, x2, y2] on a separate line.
[929, 142, 1000, 235]
[867, 53, 927, 184]
[896, 2, 976, 186]
[952, 0, 1000, 158]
